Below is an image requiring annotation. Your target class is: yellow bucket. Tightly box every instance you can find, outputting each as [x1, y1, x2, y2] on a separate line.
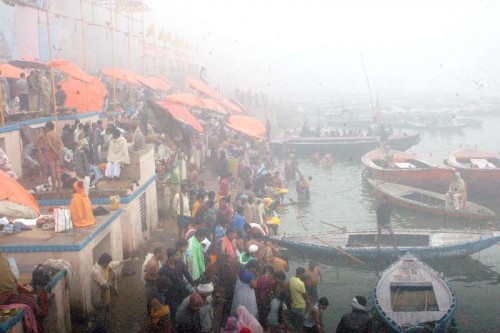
[109, 195, 121, 210]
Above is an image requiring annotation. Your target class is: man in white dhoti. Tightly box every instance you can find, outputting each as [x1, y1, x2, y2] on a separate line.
[105, 128, 130, 179]
[447, 172, 466, 210]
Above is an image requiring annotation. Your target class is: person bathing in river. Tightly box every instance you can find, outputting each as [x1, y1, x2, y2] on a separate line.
[376, 196, 396, 249]
[304, 262, 324, 303]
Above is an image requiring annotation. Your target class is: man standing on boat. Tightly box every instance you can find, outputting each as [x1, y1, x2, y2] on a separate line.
[376, 196, 396, 249]
[447, 172, 466, 210]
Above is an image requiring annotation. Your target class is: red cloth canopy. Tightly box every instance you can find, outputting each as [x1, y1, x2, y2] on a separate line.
[226, 115, 266, 139]
[143, 76, 172, 91]
[49, 59, 94, 83]
[101, 68, 140, 85]
[201, 98, 227, 114]
[157, 102, 204, 133]
[0, 63, 25, 79]
[165, 93, 205, 109]
[48, 59, 106, 113]
[186, 77, 220, 99]
[220, 98, 245, 114]
[0, 170, 40, 216]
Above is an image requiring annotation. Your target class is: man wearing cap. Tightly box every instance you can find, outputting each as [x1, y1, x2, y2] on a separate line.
[336, 295, 372, 333]
[239, 244, 259, 269]
[175, 292, 203, 333]
[447, 172, 466, 210]
[196, 281, 215, 333]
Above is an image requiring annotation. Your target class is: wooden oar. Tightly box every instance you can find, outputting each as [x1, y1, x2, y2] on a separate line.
[312, 235, 365, 265]
[320, 221, 347, 232]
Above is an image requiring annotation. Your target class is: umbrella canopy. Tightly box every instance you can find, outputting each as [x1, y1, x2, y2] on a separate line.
[220, 98, 245, 114]
[0, 170, 40, 219]
[186, 77, 220, 99]
[61, 76, 106, 113]
[9, 59, 48, 70]
[0, 63, 25, 79]
[143, 76, 172, 91]
[101, 68, 140, 85]
[157, 102, 204, 133]
[49, 59, 94, 83]
[166, 93, 205, 109]
[226, 115, 266, 139]
[201, 98, 227, 114]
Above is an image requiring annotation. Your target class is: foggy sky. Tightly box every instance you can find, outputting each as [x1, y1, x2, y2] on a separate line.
[147, 0, 500, 100]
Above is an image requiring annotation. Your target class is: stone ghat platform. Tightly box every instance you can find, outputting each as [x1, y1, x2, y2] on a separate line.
[0, 208, 124, 315]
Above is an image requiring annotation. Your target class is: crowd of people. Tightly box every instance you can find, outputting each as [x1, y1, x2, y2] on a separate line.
[88, 132, 371, 332]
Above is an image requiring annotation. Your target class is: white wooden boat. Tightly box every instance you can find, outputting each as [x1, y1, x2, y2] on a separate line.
[371, 254, 456, 332]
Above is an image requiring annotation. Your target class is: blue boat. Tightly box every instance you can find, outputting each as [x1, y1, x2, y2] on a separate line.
[371, 254, 457, 333]
[273, 229, 500, 259]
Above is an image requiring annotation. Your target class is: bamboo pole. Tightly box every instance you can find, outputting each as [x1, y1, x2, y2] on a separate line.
[0, 82, 4, 126]
[320, 221, 347, 232]
[141, 11, 145, 73]
[311, 235, 365, 265]
[79, 0, 88, 70]
[109, 4, 116, 112]
[127, 7, 131, 71]
[79, 0, 90, 112]
[45, 7, 58, 126]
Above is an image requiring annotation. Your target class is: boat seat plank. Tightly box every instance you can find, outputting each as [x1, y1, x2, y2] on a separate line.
[389, 311, 448, 326]
[470, 158, 495, 169]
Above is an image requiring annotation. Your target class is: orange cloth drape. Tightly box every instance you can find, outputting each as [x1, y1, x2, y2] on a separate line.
[69, 182, 95, 228]
[0, 170, 39, 215]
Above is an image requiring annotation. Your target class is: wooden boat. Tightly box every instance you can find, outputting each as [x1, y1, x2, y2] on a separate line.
[365, 178, 495, 221]
[445, 148, 500, 195]
[362, 149, 454, 192]
[371, 254, 456, 333]
[404, 121, 466, 132]
[273, 229, 500, 259]
[272, 132, 420, 157]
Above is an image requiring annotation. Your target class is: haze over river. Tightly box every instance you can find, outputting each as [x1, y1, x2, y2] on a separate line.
[278, 116, 500, 332]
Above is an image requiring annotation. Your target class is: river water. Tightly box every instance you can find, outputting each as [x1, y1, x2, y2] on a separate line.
[278, 116, 500, 332]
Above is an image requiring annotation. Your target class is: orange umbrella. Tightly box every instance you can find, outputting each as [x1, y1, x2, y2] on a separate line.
[201, 98, 227, 114]
[186, 77, 220, 99]
[166, 93, 205, 109]
[157, 102, 204, 133]
[0, 63, 25, 79]
[226, 115, 266, 139]
[49, 59, 94, 83]
[61, 76, 106, 113]
[220, 98, 245, 114]
[101, 68, 140, 85]
[143, 76, 172, 91]
[0, 170, 40, 218]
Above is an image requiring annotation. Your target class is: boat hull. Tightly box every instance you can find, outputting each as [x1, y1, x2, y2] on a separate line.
[450, 167, 500, 196]
[274, 231, 500, 259]
[362, 149, 454, 192]
[366, 178, 495, 221]
[272, 132, 420, 157]
[367, 168, 453, 193]
[445, 148, 500, 195]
